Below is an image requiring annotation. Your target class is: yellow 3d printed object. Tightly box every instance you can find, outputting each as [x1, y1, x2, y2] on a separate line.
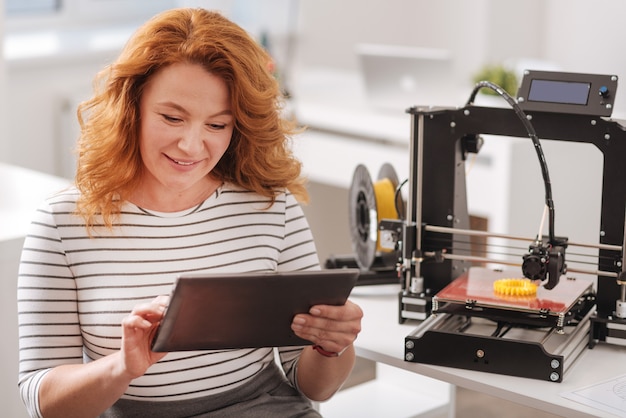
[493, 278, 538, 297]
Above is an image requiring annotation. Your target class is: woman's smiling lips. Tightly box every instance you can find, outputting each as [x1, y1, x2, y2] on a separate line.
[165, 154, 200, 167]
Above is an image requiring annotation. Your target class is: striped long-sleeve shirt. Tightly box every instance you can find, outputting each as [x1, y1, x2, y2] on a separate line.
[17, 183, 320, 417]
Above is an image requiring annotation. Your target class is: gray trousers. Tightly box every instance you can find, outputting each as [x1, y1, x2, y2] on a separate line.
[100, 361, 322, 418]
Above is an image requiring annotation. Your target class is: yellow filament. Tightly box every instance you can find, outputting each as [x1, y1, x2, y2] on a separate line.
[373, 178, 398, 252]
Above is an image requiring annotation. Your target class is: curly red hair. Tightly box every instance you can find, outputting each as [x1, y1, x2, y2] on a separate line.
[75, 8, 307, 229]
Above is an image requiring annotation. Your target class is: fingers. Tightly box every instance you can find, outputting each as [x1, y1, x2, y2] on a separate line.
[128, 296, 169, 323]
[119, 296, 170, 378]
[311, 300, 363, 322]
[121, 312, 154, 330]
[121, 296, 170, 345]
[291, 300, 363, 352]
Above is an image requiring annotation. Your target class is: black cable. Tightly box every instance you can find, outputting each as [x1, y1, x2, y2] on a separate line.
[395, 178, 408, 220]
[466, 80, 557, 244]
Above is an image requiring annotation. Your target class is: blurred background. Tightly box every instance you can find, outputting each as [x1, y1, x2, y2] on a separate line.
[2, 0, 626, 179]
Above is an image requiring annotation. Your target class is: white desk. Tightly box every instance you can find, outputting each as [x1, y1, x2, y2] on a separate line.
[0, 163, 70, 241]
[349, 284, 626, 418]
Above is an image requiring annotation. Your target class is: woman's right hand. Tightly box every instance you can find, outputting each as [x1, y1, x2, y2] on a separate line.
[38, 295, 171, 418]
[119, 295, 170, 379]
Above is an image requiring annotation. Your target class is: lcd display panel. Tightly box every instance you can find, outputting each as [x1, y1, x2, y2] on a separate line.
[527, 79, 591, 105]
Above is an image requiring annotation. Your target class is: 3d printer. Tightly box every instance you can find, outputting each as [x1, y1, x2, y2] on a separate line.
[338, 70, 626, 383]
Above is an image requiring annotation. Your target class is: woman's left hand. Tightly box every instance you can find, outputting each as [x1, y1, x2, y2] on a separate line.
[291, 300, 363, 354]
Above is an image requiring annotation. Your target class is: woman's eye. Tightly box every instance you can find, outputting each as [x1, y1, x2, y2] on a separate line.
[162, 114, 182, 123]
[208, 123, 226, 130]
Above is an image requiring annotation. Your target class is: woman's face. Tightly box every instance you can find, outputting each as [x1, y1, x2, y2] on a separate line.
[136, 62, 234, 211]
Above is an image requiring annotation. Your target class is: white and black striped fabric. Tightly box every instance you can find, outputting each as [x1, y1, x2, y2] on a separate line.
[17, 184, 320, 417]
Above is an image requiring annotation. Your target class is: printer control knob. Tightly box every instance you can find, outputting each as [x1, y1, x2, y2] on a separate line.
[599, 85, 610, 98]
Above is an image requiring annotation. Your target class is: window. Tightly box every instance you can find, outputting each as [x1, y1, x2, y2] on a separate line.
[5, 0, 177, 30]
[6, 0, 60, 15]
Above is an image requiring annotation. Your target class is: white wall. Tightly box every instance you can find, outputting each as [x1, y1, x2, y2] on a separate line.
[5, 56, 117, 177]
[293, 0, 546, 87]
[543, 0, 626, 116]
[0, 0, 5, 161]
[0, 5, 27, 418]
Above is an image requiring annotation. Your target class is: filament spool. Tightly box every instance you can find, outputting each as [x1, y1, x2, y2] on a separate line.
[348, 163, 402, 270]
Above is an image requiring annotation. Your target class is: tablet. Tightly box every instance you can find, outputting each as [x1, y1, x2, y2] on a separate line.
[151, 269, 360, 352]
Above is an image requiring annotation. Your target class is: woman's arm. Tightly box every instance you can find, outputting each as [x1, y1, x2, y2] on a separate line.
[291, 300, 363, 401]
[295, 345, 357, 401]
[38, 298, 168, 418]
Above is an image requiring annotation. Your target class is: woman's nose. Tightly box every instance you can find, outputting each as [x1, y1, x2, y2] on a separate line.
[177, 125, 204, 154]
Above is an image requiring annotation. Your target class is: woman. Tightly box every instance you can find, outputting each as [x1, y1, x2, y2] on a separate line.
[17, 8, 362, 418]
